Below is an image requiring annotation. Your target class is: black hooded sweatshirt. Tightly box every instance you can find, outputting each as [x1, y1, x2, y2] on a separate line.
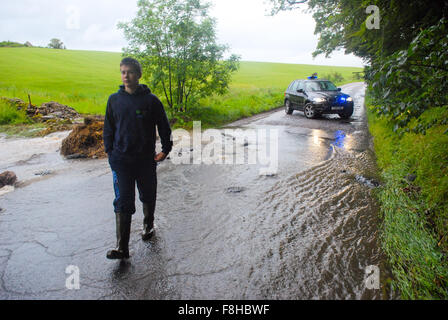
[103, 84, 173, 162]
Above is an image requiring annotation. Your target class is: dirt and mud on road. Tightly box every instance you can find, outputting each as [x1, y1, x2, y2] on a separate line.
[0, 82, 395, 299]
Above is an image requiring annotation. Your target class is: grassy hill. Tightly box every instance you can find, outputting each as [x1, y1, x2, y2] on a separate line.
[0, 47, 363, 127]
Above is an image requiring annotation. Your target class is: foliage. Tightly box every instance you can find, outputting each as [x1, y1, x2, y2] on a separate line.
[118, 0, 240, 114]
[321, 71, 344, 83]
[0, 99, 31, 125]
[48, 38, 66, 49]
[367, 96, 448, 299]
[377, 175, 448, 299]
[367, 18, 448, 131]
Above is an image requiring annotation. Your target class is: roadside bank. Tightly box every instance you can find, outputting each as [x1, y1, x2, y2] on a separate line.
[365, 91, 448, 299]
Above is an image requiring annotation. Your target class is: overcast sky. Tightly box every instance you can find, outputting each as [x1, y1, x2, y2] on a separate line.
[0, 0, 364, 67]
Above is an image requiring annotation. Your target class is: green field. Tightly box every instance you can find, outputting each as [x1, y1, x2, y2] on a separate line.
[0, 47, 363, 127]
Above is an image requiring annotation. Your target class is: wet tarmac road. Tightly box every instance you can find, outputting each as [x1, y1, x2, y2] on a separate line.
[0, 82, 391, 299]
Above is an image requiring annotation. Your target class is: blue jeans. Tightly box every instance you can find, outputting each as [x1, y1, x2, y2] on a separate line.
[109, 156, 157, 215]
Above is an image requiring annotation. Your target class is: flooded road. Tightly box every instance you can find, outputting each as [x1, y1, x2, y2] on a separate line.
[0, 82, 390, 299]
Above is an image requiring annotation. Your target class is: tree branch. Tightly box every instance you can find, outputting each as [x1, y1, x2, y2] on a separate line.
[286, 0, 307, 4]
[270, 0, 308, 15]
[154, 40, 171, 108]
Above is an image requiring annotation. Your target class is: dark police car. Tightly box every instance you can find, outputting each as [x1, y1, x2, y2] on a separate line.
[284, 76, 354, 119]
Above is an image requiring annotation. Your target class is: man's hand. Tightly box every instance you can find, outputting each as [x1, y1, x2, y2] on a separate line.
[154, 152, 167, 162]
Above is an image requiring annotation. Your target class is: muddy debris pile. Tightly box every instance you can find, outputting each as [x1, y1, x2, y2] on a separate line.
[1, 97, 83, 136]
[0, 171, 17, 188]
[2, 97, 80, 122]
[61, 117, 107, 159]
[28, 100, 81, 136]
[27, 101, 80, 122]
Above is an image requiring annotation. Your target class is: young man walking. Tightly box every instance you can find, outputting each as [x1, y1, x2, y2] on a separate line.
[103, 57, 173, 260]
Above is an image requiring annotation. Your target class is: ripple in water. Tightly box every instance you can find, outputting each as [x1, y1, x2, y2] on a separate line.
[242, 147, 387, 299]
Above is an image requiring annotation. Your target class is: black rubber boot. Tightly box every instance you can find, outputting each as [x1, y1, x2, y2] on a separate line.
[107, 212, 131, 260]
[142, 202, 155, 241]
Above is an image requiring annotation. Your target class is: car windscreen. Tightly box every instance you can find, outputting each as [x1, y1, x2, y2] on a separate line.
[305, 81, 338, 91]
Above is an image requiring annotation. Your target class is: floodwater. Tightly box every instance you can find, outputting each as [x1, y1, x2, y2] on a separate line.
[0, 82, 393, 299]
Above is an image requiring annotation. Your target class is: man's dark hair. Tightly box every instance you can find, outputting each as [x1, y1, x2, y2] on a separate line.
[120, 57, 142, 76]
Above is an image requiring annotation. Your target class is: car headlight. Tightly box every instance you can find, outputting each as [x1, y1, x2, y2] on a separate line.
[347, 97, 353, 102]
[313, 97, 326, 103]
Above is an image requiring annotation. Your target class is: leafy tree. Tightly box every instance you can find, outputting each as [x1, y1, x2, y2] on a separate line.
[48, 38, 66, 49]
[118, 0, 240, 114]
[367, 18, 448, 132]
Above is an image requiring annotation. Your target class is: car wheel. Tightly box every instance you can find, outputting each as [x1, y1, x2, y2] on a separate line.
[339, 105, 353, 119]
[304, 103, 316, 119]
[285, 100, 293, 115]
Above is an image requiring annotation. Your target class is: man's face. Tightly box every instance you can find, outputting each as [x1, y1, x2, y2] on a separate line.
[120, 64, 141, 87]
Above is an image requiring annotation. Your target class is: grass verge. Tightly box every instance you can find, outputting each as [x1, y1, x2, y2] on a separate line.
[175, 88, 283, 129]
[366, 91, 448, 299]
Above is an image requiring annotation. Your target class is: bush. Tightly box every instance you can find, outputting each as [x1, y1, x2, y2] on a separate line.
[0, 41, 25, 48]
[321, 71, 344, 84]
[0, 100, 31, 125]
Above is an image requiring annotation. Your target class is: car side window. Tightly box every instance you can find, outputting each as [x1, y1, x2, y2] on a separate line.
[290, 81, 299, 92]
[288, 81, 295, 91]
[297, 81, 304, 91]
